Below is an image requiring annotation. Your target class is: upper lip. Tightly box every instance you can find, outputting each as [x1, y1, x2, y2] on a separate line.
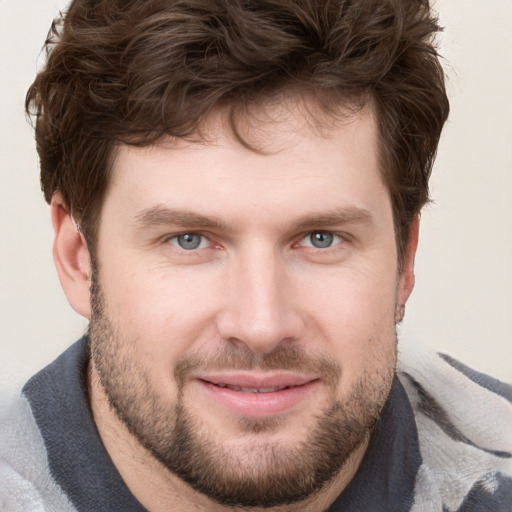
[193, 372, 318, 390]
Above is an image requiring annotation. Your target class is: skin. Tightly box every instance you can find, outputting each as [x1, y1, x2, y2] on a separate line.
[51, 102, 418, 511]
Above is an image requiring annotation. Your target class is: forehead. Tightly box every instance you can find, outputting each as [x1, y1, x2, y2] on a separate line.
[104, 101, 388, 231]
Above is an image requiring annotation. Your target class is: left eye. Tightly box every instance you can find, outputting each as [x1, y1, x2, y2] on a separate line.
[169, 233, 209, 250]
[299, 231, 343, 249]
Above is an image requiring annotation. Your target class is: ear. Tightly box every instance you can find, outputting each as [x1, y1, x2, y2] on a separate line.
[51, 193, 91, 319]
[396, 215, 420, 321]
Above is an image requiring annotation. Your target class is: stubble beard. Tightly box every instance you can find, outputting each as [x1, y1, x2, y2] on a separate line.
[88, 278, 396, 508]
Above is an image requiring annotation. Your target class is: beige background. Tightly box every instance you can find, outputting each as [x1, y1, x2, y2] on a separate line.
[1, 0, 511, 396]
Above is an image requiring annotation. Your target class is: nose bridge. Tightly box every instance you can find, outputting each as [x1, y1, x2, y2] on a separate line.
[217, 242, 301, 353]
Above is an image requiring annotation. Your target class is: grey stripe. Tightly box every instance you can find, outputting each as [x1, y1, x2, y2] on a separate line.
[439, 353, 512, 403]
[0, 394, 76, 511]
[402, 373, 511, 459]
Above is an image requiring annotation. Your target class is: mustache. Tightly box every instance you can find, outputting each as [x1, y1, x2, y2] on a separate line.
[174, 344, 341, 390]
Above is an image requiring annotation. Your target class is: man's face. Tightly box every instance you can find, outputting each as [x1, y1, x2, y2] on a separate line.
[88, 105, 412, 507]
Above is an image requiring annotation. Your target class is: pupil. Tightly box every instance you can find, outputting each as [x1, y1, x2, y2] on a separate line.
[311, 232, 333, 248]
[178, 234, 201, 250]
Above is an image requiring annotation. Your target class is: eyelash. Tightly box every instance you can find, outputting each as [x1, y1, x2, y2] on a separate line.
[296, 231, 346, 250]
[166, 232, 214, 251]
[164, 230, 347, 252]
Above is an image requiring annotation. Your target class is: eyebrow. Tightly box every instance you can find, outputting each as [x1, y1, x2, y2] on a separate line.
[291, 207, 374, 232]
[134, 205, 374, 232]
[135, 206, 231, 231]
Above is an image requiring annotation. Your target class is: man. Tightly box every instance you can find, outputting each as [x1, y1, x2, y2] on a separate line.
[1, 0, 511, 511]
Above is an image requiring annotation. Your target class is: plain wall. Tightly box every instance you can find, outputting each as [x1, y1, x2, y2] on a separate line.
[1, 0, 511, 397]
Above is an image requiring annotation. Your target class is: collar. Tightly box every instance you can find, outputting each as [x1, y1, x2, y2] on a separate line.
[23, 337, 146, 511]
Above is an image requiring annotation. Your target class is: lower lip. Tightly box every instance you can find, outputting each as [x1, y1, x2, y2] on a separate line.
[195, 379, 320, 418]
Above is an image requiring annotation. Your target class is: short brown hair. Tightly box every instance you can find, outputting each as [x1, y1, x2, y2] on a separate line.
[27, 0, 449, 261]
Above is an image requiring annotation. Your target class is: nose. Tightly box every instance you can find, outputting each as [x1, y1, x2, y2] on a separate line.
[215, 245, 304, 355]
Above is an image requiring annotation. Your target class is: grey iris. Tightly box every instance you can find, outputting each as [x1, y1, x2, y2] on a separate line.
[177, 234, 202, 250]
[310, 232, 333, 248]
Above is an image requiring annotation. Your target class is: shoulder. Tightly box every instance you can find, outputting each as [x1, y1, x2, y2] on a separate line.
[397, 343, 512, 511]
[0, 389, 77, 512]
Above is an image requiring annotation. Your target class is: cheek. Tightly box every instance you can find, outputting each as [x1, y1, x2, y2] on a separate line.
[298, 266, 398, 382]
[98, 261, 223, 361]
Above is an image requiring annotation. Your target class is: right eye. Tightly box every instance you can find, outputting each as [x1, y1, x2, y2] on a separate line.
[168, 233, 210, 251]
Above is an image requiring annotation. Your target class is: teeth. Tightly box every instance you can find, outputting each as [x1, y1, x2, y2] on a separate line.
[215, 383, 288, 393]
[257, 387, 284, 393]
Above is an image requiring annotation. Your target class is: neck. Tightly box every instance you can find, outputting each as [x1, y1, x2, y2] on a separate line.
[88, 363, 368, 512]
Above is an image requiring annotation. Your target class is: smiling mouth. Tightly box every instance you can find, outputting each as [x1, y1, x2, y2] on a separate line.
[194, 377, 320, 418]
[211, 382, 294, 393]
